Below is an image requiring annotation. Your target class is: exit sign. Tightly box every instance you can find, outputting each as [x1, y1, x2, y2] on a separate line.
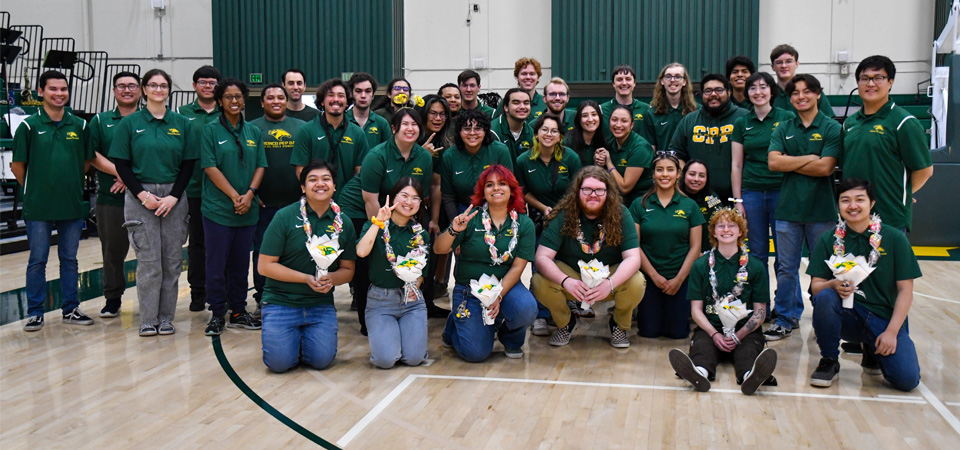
[249, 73, 263, 84]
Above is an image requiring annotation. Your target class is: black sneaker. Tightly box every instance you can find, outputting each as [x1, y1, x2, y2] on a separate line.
[860, 343, 881, 375]
[189, 298, 206, 312]
[205, 316, 226, 336]
[609, 317, 630, 348]
[549, 315, 577, 346]
[62, 308, 94, 326]
[228, 311, 262, 330]
[668, 348, 710, 392]
[763, 323, 792, 341]
[810, 357, 841, 387]
[741, 348, 778, 395]
[100, 298, 122, 318]
[23, 315, 44, 332]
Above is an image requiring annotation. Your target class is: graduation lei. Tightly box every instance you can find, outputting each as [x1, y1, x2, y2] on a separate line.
[481, 204, 519, 265]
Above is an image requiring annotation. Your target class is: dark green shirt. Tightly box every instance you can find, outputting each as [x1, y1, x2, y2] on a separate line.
[200, 119, 268, 227]
[440, 142, 514, 206]
[361, 219, 431, 289]
[668, 104, 749, 201]
[539, 205, 640, 270]
[558, 107, 577, 134]
[630, 191, 705, 279]
[449, 210, 536, 285]
[492, 115, 534, 160]
[768, 112, 842, 223]
[608, 132, 654, 205]
[286, 105, 320, 122]
[260, 202, 357, 307]
[339, 140, 434, 219]
[564, 133, 604, 169]
[807, 223, 921, 319]
[514, 146, 583, 208]
[773, 90, 835, 118]
[347, 108, 392, 148]
[463, 102, 496, 118]
[688, 250, 770, 330]
[250, 116, 306, 207]
[840, 101, 932, 230]
[600, 98, 650, 140]
[493, 91, 547, 125]
[89, 107, 138, 207]
[730, 107, 795, 191]
[178, 100, 221, 198]
[109, 108, 197, 183]
[640, 104, 688, 151]
[12, 108, 93, 221]
[289, 115, 371, 201]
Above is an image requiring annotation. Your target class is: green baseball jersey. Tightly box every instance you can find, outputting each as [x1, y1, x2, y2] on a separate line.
[668, 104, 749, 201]
[289, 115, 371, 201]
[178, 100, 221, 198]
[338, 140, 433, 220]
[250, 116, 306, 207]
[514, 146, 583, 208]
[688, 250, 770, 330]
[449, 211, 536, 285]
[199, 119, 268, 227]
[768, 112, 842, 223]
[109, 108, 197, 183]
[89, 107, 139, 207]
[440, 142, 514, 206]
[361, 219, 431, 289]
[629, 191, 706, 279]
[539, 205, 640, 270]
[730, 107, 795, 191]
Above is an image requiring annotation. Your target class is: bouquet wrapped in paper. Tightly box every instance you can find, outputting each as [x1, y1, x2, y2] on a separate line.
[470, 274, 503, 325]
[394, 251, 427, 303]
[577, 259, 610, 312]
[716, 297, 752, 339]
[306, 233, 343, 278]
[825, 254, 876, 308]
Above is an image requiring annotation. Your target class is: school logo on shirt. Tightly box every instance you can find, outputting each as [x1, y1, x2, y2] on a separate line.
[521, 141, 531, 149]
[412, 167, 423, 176]
[268, 128, 293, 141]
[167, 128, 181, 136]
[634, 113, 644, 121]
[246, 139, 256, 147]
[533, 111, 543, 119]
[558, 166, 568, 174]
[617, 158, 628, 167]
[673, 209, 687, 218]
[773, 121, 780, 128]
[483, 165, 490, 170]
[870, 125, 885, 135]
[326, 225, 337, 233]
[341, 136, 354, 144]
[504, 228, 515, 237]
[368, 127, 379, 135]
[878, 246, 887, 255]
[66, 131, 79, 140]
[810, 133, 823, 141]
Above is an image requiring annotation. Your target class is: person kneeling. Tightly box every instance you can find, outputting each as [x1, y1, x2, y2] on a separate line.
[807, 178, 921, 391]
[257, 160, 357, 372]
[669, 209, 776, 395]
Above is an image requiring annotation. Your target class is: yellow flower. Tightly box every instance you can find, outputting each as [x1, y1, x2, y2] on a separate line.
[414, 95, 425, 107]
[393, 93, 409, 105]
[316, 245, 337, 256]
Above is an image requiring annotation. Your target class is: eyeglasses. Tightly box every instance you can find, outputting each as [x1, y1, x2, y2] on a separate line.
[715, 222, 739, 230]
[656, 150, 677, 157]
[857, 75, 889, 85]
[702, 88, 726, 96]
[461, 126, 484, 134]
[396, 192, 422, 203]
[196, 80, 217, 87]
[773, 58, 796, 66]
[146, 83, 169, 91]
[747, 84, 770, 93]
[115, 84, 139, 91]
[662, 74, 684, 81]
[546, 92, 568, 98]
[222, 95, 244, 102]
[427, 111, 447, 119]
[580, 187, 607, 197]
[391, 85, 411, 92]
[538, 127, 560, 136]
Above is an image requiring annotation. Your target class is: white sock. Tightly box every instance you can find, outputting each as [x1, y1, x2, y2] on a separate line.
[743, 370, 752, 379]
[696, 366, 708, 378]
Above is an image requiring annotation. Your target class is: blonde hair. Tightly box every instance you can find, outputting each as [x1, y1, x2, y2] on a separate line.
[543, 77, 569, 96]
[529, 114, 564, 162]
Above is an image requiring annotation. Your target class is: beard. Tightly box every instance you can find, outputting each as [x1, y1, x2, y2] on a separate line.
[580, 199, 605, 217]
[703, 100, 729, 117]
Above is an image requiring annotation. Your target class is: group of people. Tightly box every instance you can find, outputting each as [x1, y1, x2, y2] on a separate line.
[12, 44, 931, 394]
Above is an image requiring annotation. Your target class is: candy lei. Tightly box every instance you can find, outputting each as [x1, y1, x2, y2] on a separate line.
[481, 204, 519, 265]
[576, 220, 605, 254]
[708, 245, 750, 303]
[833, 214, 882, 266]
[299, 196, 343, 240]
[382, 220, 427, 268]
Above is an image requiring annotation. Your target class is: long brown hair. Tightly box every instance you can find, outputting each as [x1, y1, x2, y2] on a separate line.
[650, 62, 698, 116]
[546, 166, 624, 246]
[640, 154, 684, 208]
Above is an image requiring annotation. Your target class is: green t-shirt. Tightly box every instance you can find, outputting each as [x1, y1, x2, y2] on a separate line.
[514, 146, 582, 208]
[178, 100, 221, 199]
[199, 119, 268, 227]
[493, 91, 547, 125]
[640, 104, 688, 151]
[492, 114, 534, 160]
[687, 250, 770, 330]
[250, 116, 306, 207]
[440, 142, 514, 206]
[806, 223, 921, 319]
[12, 108, 93, 221]
[286, 105, 320, 123]
[347, 108, 392, 149]
[630, 191, 706, 279]
[607, 131, 654, 205]
[768, 112, 842, 223]
[773, 89, 835, 118]
[260, 202, 357, 307]
[109, 108, 197, 183]
[840, 101, 932, 231]
[360, 219, 431, 289]
[600, 98, 650, 140]
[449, 210, 536, 285]
[89, 107, 139, 207]
[289, 115, 371, 201]
[668, 104, 749, 201]
[339, 140, 434, 219]
[730, 107, 794, 191]
[539, 205, 639, 270]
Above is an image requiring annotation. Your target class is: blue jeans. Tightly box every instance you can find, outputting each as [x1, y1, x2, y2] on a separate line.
[742, 189, 780, 272]
[252, 206, 281, 302]
[25, 219, 84, 316]
[773, 220, 833, 328]
[203, 217, 256, 317]
[811, 288, 920, 391]
[443, 282, 537, 363]
[366, 285, 428, 369]
[637, 277, 690, 339]
[261, 303, 338, 372]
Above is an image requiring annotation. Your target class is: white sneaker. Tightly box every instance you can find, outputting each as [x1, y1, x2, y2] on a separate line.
[531, 318, 549, 336]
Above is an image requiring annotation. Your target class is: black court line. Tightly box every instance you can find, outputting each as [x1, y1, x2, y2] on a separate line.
[211, 335, 341, 449]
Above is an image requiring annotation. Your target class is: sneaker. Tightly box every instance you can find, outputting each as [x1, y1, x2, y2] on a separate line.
[668, 349, 710, 392]
[549, 315, 577, 346]
[251, 303, 262, 321]
[841, 341, 863, 354]
[504, 347, 523, 359]
[741, 348, 778, 395]
[62, 308, 94, 326]
[810, 357, 841, 387]
[763, 323, 792, 341]
[139, 324, 158, 336]
[609, 318, 630, 348]
[189, 298, 206, 312]
[433, 282, 449, 299]
[228, 311, 262, 330]
[204, 316, 226, 336]
[99, 298, 121, 318]
[158, 322, 176, 335]
[860, 344, 881, 375]
[789, 318, 800, 330]
[531, 318, 550, 336]
[23, 315, 44, 332]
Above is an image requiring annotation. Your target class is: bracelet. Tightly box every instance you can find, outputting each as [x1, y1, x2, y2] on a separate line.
[445, 226, 460, 237]
[606, 278, 615, 292]
[371, 216, 386, 229]
[727, 197, 743, 203]
[560, 276, 571, 288]
[607, 167, 616, 173]
[731, 334, 741, 345]
[248, 187, 258, 194]
[711, 331, 720, 339]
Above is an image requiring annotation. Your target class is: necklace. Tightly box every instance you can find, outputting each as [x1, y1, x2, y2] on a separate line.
[382, 219, 427, 268]
[481, 204, 519, 265]
[576, 219, 604, 254]
[708, 245, 750, 303]
[299, 196, 343, 241]
[833, 214, 882, 266]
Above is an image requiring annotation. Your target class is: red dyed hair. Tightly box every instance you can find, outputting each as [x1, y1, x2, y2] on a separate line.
[470, 164, 526, 213]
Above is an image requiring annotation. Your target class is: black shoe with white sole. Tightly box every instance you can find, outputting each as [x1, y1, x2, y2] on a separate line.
[810, 357, 841, 387]
[669, 348, 710, 392]
[741, 348, 778, 395]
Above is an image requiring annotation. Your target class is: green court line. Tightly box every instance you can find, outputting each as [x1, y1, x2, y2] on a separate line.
[211, 335, 341, 449]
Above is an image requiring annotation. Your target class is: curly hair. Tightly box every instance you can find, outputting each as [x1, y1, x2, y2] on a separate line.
[708, 208, 748, 249]
[547, 165, 624, 246]
[470, 165, 526, 213]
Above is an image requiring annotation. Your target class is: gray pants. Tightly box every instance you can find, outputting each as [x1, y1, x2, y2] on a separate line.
[124, 184, 189, 326]
[96, 202, 129, 300]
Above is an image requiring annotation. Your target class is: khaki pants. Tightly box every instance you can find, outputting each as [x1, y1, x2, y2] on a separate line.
[531, 261, 645, 330]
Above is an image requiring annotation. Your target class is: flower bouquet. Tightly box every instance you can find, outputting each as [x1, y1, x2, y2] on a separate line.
[394, 250, 427, 303]
[716, 297, 752, 339]
[306, 233, 343, 279]
[577, 259, 610, 312]
[470, 274, 503, 325]
[825, 254, 875, 308]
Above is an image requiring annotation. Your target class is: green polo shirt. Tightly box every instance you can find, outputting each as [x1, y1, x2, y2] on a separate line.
[688, 250, 770, 330]
[12, 108, 93, 221]
[440, 142, 514, 206]
[629, 191, 705, 279]
[449, 211, 536, 284]
[339, 140, 434, 219]
[563, 134, 604, 168]
[730, 96, 752, 110]
[668, 104, 749, 201]
[251, 116, 305, 208]
[515, 146, 583, 208]
[540, 205, 640, 270]
[462, 102, 496, 118]
[600, 98, 651, 140]
[260, 202, 357, 307]
[90, 107, 139, 207]
[347, 108, 391, 148]
[178, 100, 221, 199]
[361, 219, 431, 289]
[768, 112, 842, 223]
[773, 90, 835, 118]
[840, 101, 932, 230]
[286, 105, 320, 122]
[640, 104, 688, 151]
[807, 223, 921, 319]
[289, 115, 371, 201]
[730, 107, 795, 191]
[608, 132, 654, 205]
[200, 119, 268, 227]
[493, 91, 547, 124]
[558, 107, 577, 134]
[492, 115, 534, 160]
[110, 108, 196, 183]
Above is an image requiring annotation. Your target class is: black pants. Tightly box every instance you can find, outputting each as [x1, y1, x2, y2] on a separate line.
[420, 206, 451, 302]
[351, 217, 371, 333]
[187, 196, 206, 301]
[96, 202, 129, 301]
[689, 327, 765, 381]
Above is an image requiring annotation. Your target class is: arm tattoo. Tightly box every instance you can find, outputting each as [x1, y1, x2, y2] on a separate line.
[742, 306, 766, 334]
